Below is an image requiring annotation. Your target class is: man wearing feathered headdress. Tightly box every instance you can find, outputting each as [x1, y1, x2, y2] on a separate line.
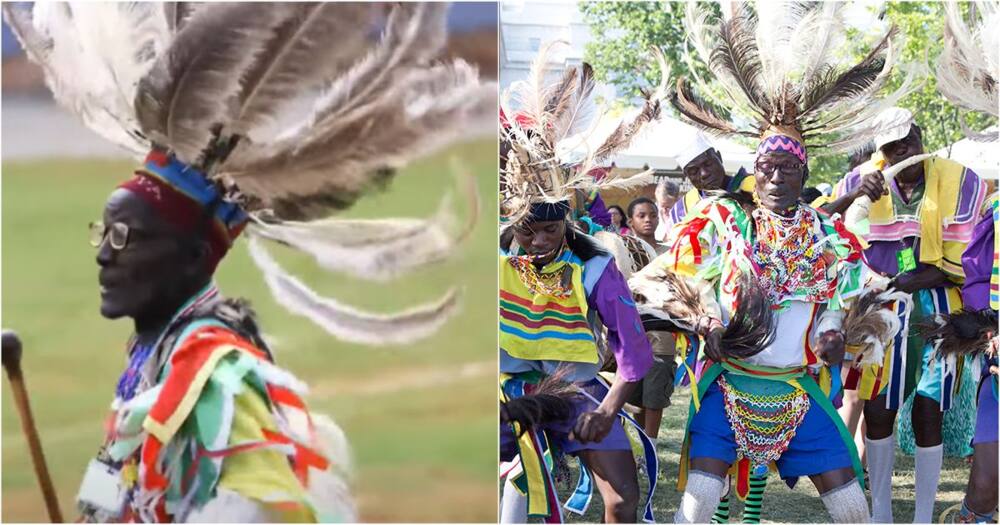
[626, 2, 936, 522]
[498, 43, 665, 523]
[827, 106, 988, 523]
[4, 3, 491, 522]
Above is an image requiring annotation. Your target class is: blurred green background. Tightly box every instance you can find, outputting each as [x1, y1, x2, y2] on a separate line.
[1, 140, 497, 522]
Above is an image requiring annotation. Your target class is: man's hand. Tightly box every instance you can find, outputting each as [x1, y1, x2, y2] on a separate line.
[816, 330, 846, 366]
[702, 325, 725, 362]
[853, 171, 888, 202]
[571, 409, 616, 443]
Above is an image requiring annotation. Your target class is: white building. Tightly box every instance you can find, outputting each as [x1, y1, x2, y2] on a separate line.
[499, 1, 617, 101]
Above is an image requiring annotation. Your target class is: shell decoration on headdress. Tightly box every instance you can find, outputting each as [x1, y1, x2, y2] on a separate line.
[3, 2, 496, 345]
[499, 41, 667, 224]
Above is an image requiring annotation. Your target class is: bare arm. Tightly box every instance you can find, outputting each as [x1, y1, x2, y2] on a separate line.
[890, 266, 950, 294]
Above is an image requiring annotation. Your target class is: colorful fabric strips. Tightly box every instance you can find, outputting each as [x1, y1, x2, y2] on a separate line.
[108, 325, 347, 522]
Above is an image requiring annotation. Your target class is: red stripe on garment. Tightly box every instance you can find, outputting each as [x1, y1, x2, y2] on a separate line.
[499, 289, 583, 314]
[147, 326, 267, 432]
[499, 309, 590, 331]
[267, 384, 306, 410]
[262, 429, 329, 485]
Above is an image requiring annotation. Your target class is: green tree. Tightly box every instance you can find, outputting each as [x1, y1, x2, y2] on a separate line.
[580, 2, 714, 105]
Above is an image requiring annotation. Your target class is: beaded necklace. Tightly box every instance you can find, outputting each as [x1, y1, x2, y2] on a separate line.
[508, 244, 573, 298]
[115, 340, 156, 402]
[751, 205, 835, 303]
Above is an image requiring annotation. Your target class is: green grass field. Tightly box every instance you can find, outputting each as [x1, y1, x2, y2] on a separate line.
[1, 140, 498, 522]
[563, 387, 974, 523]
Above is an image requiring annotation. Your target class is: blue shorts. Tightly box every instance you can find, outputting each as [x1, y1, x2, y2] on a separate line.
[973, 376, 999, 445]
[688, 379, 854, 479]
[915, 341, 948, 402]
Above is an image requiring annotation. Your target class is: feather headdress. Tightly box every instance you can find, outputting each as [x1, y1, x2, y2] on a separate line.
[500, 42, 666, 223]
[936, 1, 999, 141]
[673, 1, 920, 157]
[4, 2, 495, 345]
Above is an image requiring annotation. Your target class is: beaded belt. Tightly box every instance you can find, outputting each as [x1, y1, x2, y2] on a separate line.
[718, 373, 810, 470]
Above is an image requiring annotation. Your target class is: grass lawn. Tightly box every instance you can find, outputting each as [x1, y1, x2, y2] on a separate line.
[561, 386, 973, 523]
[1, 140, 498, 522]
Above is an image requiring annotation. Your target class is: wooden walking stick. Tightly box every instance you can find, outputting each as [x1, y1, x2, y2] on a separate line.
[2, 330, 64, 523]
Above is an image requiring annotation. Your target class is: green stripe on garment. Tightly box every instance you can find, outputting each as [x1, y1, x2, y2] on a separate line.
[499, 300, 588, 323]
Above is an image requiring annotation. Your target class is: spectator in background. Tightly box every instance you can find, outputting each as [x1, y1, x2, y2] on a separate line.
[654, 180, 680, 241]
[608, 204, 630, 235]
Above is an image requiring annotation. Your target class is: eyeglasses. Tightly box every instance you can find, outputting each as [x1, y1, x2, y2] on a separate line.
[755, 160, 805, 176]
[88, 221, 130, 250]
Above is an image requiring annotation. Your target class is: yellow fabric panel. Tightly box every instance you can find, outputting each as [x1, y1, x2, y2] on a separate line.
[218, 387, 315, 523]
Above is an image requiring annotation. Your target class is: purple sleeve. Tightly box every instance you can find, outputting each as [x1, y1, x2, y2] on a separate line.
[587, 262, 653, 381]
[587, 193, 612, 227]
[961, 209, 995, 311]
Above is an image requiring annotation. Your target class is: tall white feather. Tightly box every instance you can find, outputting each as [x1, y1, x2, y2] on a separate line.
[246, 236, 462, 346]
[247, 172, 478, 282]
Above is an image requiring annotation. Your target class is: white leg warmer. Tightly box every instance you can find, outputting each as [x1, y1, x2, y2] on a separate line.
[821, 480, 871, 523]
[500, 476, 528, 524]
[675, 471, 726, 524]
[866, 434, 896, 523]
[913, 444, 943, 523]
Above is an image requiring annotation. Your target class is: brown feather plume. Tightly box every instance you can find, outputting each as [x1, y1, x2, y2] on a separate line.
[500, 366, 578, 433]
[711, 12, 770, 120]
[841, 288, 908, 366]
[798, 26, 897, 117]
[134, 2, 297, 165]
[918, 309, 998, 358]
[671, 77, 749, 137]
[718, 274, 777, 359]
[591, 98, 661, 163]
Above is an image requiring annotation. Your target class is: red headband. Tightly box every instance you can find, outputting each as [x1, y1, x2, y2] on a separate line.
[118, 172, 235, 274]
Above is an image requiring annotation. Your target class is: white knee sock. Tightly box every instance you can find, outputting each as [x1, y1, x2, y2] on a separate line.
[500, 477, 528, 524]
[675, 471, 726, 524]
[913, 444, 943, 523]
[821, 480, 871, 523]
[866, 434, 896, 523]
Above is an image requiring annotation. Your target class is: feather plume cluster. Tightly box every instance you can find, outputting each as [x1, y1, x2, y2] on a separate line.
[500, 42, 665, 223]
[936, 1, 999, 141]
[629, 267, 776, 358]
[500, 367, 578, 434]
[842, 288, 910, 366]
[672, 1, 921, 154]
[918, 309, 999, 358]
[4, 3, 494, 346]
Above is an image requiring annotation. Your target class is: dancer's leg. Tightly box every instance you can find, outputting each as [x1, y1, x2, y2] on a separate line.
[676, 459, 730, 525]
[579, 449, 640, 523]
[811, 470, 871, 523]
[912, 393, 945, 523]
[741, 473, 767, 523]
[964, 442, 999, 517]
[864, 394, 898, 523]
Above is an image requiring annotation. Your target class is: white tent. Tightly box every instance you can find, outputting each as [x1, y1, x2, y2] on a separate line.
[933, 127, 999, 180]
[560, 107, 756, 173]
